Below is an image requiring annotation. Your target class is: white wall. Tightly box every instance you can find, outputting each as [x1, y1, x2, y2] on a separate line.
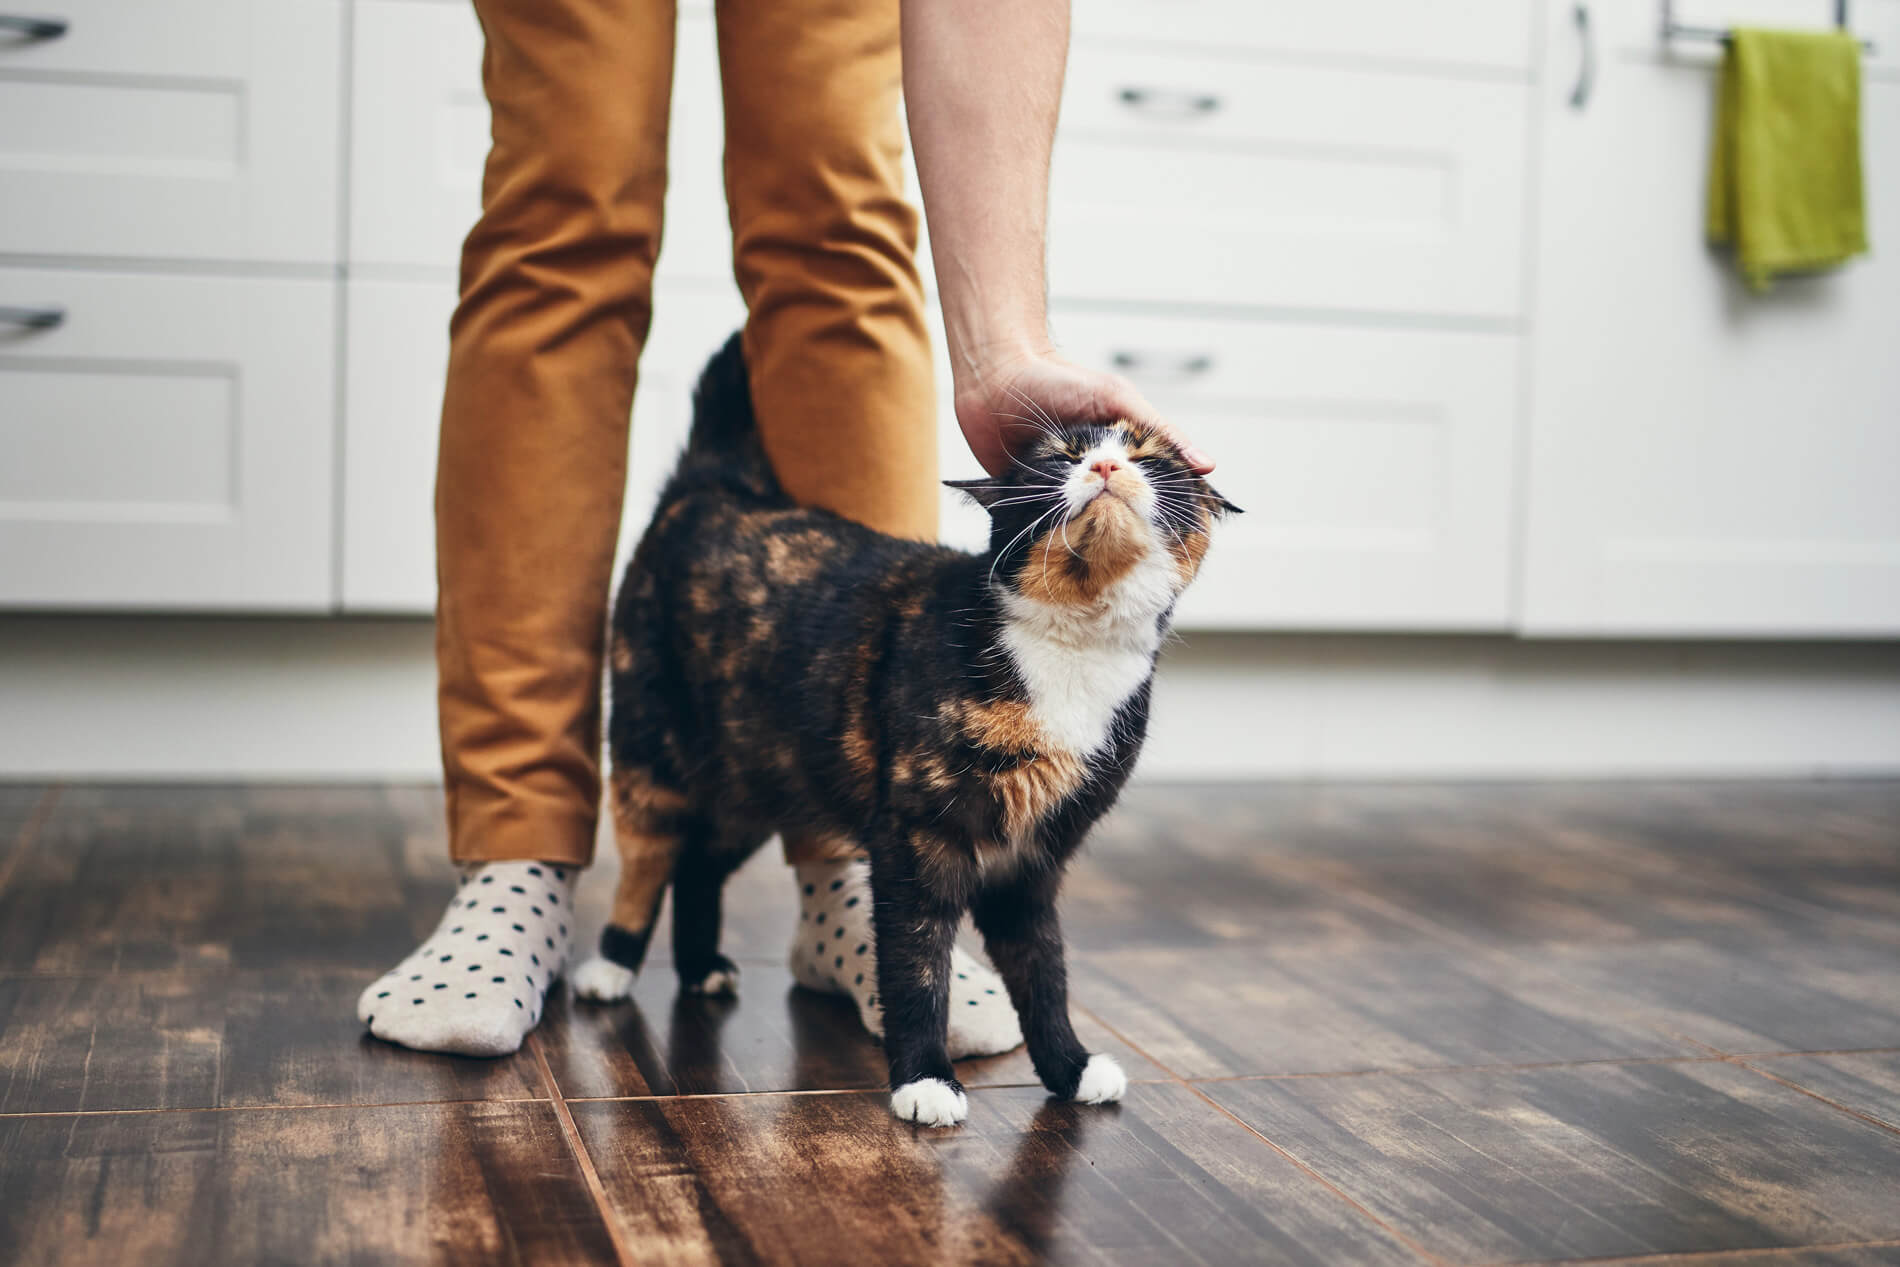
[3, 617, 1896, 782]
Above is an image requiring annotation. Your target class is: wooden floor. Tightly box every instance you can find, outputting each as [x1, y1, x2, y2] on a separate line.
[1, 781, 1897, 1266]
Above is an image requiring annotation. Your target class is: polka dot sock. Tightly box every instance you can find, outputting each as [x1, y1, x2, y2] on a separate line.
[788, 859, 1024, 1060]
[357, 860, 574, 1058]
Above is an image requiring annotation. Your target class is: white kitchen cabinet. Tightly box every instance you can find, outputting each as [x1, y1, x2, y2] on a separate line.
[1031, 311, 1524, 630]
[338, 279, 452, 612]
[0, 1, 343, 265]
[343, 286, 1527, 632]
[1521, 0, 1900, 636]
[1050, 46, 1533, 319]
[349, 0, 730, 281]
[340, 276, 746, 612]
[0, 269, 336, 609]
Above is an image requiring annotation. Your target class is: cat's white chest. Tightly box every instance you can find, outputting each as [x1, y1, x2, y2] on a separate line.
[997, 550, 1172, 756]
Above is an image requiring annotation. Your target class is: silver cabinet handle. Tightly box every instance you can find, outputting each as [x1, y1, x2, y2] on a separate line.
[0, 14, 68, 39]
[1111, 350, 1214, 379]
[1117, 86, 1221, 119]
[1570, 3, 1595, 110]
[0, 305, 66, 329]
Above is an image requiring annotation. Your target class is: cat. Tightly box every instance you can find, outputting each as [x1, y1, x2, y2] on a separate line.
[576, 333, 1235, 1126]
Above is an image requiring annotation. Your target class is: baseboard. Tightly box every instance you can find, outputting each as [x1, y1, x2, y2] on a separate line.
[1, 617, 1897, 781]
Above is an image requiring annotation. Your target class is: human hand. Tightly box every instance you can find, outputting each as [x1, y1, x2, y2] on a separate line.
[953, 351, 1215, 477]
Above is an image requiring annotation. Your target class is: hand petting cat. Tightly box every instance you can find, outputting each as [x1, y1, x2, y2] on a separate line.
[952, 350, 1218, 480]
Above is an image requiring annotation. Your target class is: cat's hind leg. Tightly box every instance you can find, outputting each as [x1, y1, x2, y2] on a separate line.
[572, 764, 693, 1003]
[671, 833, 760, 996]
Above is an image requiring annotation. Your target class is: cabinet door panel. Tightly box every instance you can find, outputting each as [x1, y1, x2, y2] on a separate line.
[0, 270, 335, 610]
[1050, 47, 1532, 317]
[341, 278, 745, 612]
[0, 1, 342, 264]
[1523, 2, 1900, 635]
[1045, 311, 1522, 630]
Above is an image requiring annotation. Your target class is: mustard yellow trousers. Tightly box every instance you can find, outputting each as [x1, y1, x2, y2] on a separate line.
[435, 0, 938, 869]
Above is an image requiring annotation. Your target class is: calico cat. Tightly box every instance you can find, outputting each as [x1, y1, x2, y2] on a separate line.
[577, 334, 1235, 1126]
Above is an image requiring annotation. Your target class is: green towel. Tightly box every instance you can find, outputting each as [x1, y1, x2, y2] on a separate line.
[1707, 28, 1868, 291]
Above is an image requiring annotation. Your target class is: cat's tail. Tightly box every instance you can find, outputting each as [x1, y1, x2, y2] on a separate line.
[666, 331, 785, 506]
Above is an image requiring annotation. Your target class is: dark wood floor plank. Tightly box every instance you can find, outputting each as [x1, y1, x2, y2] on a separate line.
[0, 969, 541, 1113]
[1747, 1051, 1900, 1131]
[0, 785, 451, 975]
[538, 958, 1162, 1100]
[1578, 1248, 1900, 1266]
[0, 783, 53, 850]
[1073, 943, 1695, 1079]
[571, 1082, 1426, 1267]
[1528, 940, 1900, 1055]
[1101, 782, 1900, 955]
[0, 1101, 620, 1267]
[1209, 1061, 1900, 1264]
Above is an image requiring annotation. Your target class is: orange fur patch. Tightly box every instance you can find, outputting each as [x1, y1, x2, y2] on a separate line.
[763, 530, 834, 585]
[1016, 494, 1149, 606]
[959, 698, 1088, 842]
[1167, 521, 1212, 586]
[607, 766, 689, 931]
[609, 765, 687, 824]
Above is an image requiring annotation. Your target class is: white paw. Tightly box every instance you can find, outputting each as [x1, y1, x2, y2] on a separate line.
[1072, 1054, 1127, 1105]
[571, 956, 637, 1002]
[684, 966, 740, 997]
[890, 1077, 969, 1127]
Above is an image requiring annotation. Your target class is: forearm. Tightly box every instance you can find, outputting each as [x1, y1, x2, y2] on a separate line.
[900, 0, 1068, 388]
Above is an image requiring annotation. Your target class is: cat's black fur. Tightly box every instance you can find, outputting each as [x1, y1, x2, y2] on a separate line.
[595, 333, 1232, 1115]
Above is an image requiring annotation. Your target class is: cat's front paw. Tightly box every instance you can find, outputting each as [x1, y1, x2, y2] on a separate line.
[572, 956, 637, 1002]
[891, 1077, 969, 1127]
[1071, 1054, 1127, 1105]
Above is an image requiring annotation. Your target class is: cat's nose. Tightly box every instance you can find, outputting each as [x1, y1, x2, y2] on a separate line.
[1090, 458, 1121, 480]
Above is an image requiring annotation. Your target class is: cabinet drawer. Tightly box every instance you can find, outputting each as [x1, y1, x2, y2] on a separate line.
[1038, 310, 1523, 630]
[1050, 46, 1532, 317]
[349, 1, 729, 280]
[0, 1, 343, 264]
[0, 269, 336, 610]
[341, 276, 746, 612]
[1075, 0, 1536, 72]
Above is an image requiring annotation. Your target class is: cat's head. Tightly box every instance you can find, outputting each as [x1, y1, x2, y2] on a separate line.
[947, 419, 1239, 611]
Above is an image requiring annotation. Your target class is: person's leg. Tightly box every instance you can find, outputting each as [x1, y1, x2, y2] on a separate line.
[715, 0, 1018, 1057]
[359, 0, 677, 1057]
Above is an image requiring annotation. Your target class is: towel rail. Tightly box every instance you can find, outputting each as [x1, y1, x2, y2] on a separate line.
[1660, 0, 1875, 53]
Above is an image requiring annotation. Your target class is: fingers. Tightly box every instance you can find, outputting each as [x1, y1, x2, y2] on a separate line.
[1095, 377, 1215, 474]
[1156, 420, 1216, 474]
[954, 360, 1216, 476]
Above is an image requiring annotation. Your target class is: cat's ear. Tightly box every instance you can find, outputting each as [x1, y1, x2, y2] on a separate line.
[943, 478, 1013, 510]
[1208, 486, 1243, 517]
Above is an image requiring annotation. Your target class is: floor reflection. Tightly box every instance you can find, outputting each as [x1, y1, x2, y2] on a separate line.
[981, 1102, 1100, 1258]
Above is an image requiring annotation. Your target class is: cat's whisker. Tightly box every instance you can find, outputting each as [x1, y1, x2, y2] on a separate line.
[1001, 382, 1063, 433]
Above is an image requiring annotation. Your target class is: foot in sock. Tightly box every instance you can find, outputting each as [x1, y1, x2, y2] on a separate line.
[788, 858, 1024, 1060]
[357, 860, 575, 1057]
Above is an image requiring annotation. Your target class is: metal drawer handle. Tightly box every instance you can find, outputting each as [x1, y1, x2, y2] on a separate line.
[1117, 86, 1221, 119]
[1111, 350, 1214, 379]
[0, 305, 66, 329]
[0, 14, 69, 39]
[1570, 3, 1595, 110]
